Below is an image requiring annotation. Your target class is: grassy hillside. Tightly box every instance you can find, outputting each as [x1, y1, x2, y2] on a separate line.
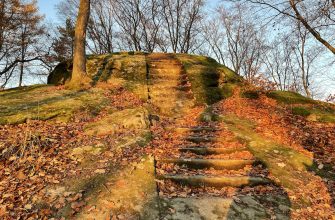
[2, 52, 333, 125]
[1, 52, 243, 125]
[0, 52, 334, 219]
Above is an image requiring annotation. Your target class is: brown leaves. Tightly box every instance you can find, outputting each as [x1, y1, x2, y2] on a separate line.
[215, 88, 335, 219]
[71, 201, 86, 211]
[16, 170, 26, 180]
[0, 206, 7, 217]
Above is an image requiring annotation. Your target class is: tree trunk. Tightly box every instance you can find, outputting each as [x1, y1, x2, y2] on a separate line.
[19, 63, 23, 87]
[289, 0, 335, 55]
[19, 38, 25, 87]
[68, 0, 91, 89]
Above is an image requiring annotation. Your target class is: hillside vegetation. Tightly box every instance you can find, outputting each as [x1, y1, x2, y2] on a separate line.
[0, 53, 334, 219]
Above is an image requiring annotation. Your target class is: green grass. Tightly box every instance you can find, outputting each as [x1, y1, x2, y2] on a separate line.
[290, 105, 335, 123]
[291, 107, 311, 117]
[318, 114, 335, 123]
[219, 114, 318, 208]
[175, 54, 242, 104]
[266, 90, 334, 123]
[267, 91, 315, 104]
[311, 107, 335, 123]
[241, 90, 260, 99]
[0, 85, 108, 125]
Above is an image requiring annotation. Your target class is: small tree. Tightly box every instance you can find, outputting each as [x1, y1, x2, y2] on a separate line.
[16, 0, 45, 87]
[53, 18, 75, 62]
[0, 0, 47, 88]
[67, 0, 91, 89]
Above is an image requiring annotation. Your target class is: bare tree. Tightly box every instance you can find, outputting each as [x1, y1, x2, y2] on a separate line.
[201, 18, 226, 65]
[0, 0, 49, 88]
[57, 0, 114, 54]
[87, 0, 114, 54]
[244, 0, 335, 55]
[16, 0, 45, 87]
[263, 36, 297, 91]
[112, 0, 162, 52]
[291, 22, 324, 98]
[162, 0, 204, 53]
[68, 0, 91, 89]
[213, 4, 266, 81]
[0, 0, 21, 84]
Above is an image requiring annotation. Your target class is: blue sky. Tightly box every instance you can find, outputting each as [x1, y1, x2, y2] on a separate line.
[38, 0, 222, 22]
[35, 0, 333, 98]
[38, 0, 62, 22]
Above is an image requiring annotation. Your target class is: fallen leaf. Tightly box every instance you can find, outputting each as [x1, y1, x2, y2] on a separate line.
[277, 162, 286, 168]
[0, 205, 7, 216]
[24, 204, 33, 210]
[71, 201, 86, 210]
[16, 170, 26, 180]
[94, 169, 106, 174]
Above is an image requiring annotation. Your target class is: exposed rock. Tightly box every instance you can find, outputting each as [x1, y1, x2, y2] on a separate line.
[84, 107, 149, 136]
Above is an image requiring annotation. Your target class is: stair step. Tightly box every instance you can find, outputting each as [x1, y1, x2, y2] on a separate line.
[158, 175, 271, 188]
[149, 63, 182, 67]
[149, 79, 189, 84]
[179, 147, 248, 155]
[149, 74, 188, 80]
[149, 85, 184, 91]
[185, 136, 216, 143]
[157, 159, 255, 170]
[172, 127, 221, 133]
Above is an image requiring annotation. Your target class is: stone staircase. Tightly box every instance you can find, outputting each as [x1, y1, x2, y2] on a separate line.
[146, 54, 288, 219]
[154, 120, 278, 219]
[156, 122, 270, 190]
[147, 53, 194, 117]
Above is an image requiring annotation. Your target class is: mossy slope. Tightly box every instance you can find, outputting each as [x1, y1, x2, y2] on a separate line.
[0, 85, 108, 125]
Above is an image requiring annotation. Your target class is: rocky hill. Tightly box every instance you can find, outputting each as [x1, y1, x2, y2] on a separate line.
[0, 52, 334, 219]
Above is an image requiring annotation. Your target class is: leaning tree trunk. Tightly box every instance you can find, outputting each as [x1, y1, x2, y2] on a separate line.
[68, 0, 91, 89]
[289, 0, 335, 55]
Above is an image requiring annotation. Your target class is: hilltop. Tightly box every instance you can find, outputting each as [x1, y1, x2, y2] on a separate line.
[0, 52, 334, 219]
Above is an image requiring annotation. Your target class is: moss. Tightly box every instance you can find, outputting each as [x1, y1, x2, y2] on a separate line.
[48, 53, 148, 86]
[219, 66, 243, 83]
[175, 54, 241, 105]
[137, 131, 153, 147]
[84, 107, 149, 136]
[267, 91, 315, 104]
[219, 114, 314, 196]
[199, 107, 220, 122]
[91, 55, 113, 84]
[317, 114, 335, 123]
[0, 86, 108, 125]
[120, 55, 147, 83]
[221, 83, 236, 99]
[290, 105, 335, 123]
[60, 155, 158, 219]
[241, 90, 260, 99]
[292, 107, 311, 117]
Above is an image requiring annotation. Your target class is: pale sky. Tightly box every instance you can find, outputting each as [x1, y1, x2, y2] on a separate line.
[35, 0, 334, 98]
[38, 0, 62, 22]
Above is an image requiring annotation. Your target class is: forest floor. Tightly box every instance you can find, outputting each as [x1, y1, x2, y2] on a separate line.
[0, 53, 334, 219]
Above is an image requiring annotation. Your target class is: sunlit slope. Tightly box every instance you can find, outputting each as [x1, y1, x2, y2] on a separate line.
[1, 52, 334, 125]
